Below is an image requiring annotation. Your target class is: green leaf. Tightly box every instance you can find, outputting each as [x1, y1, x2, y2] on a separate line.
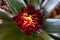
[25, 0, 41, 10]
[45, 19, 60, 33]
[0, 21, 15, 34]
[44, 0, 60, 17]
[41, 0, 49, 7]
[50, 33, 60, 38]
[3, 26, 36, 40]
[39, 32, 54, 40]
[0, 9, 13, 21]
[6, 0, 26, 15]
[31, 0, 40, 10]
[0, 21, 15, 28]
[33, 32, 54, 40]
[2, 22, 36, 40]
[3, 27, 26, 40]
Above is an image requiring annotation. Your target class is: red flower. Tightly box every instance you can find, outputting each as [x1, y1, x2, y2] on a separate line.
[13, 4, 44, 35]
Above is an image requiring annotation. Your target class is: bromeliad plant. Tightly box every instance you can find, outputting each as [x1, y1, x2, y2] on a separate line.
[0, 0, 60, 40]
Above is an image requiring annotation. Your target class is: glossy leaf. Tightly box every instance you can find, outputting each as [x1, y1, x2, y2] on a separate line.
[45, 19, 60, 33]
[41, 0, 48, 7]
[0, 9, 13, 21]
[6, 0, 26, 15]
[44, 0, 60, 17]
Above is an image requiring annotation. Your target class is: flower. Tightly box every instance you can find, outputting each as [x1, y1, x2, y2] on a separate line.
[13, 4, 44, 35]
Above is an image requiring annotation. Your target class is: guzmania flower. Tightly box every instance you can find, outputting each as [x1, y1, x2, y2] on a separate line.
[13, 4, 44, 35]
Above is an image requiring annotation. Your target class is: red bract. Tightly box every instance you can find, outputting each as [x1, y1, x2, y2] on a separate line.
[13, 4, 44, 35]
